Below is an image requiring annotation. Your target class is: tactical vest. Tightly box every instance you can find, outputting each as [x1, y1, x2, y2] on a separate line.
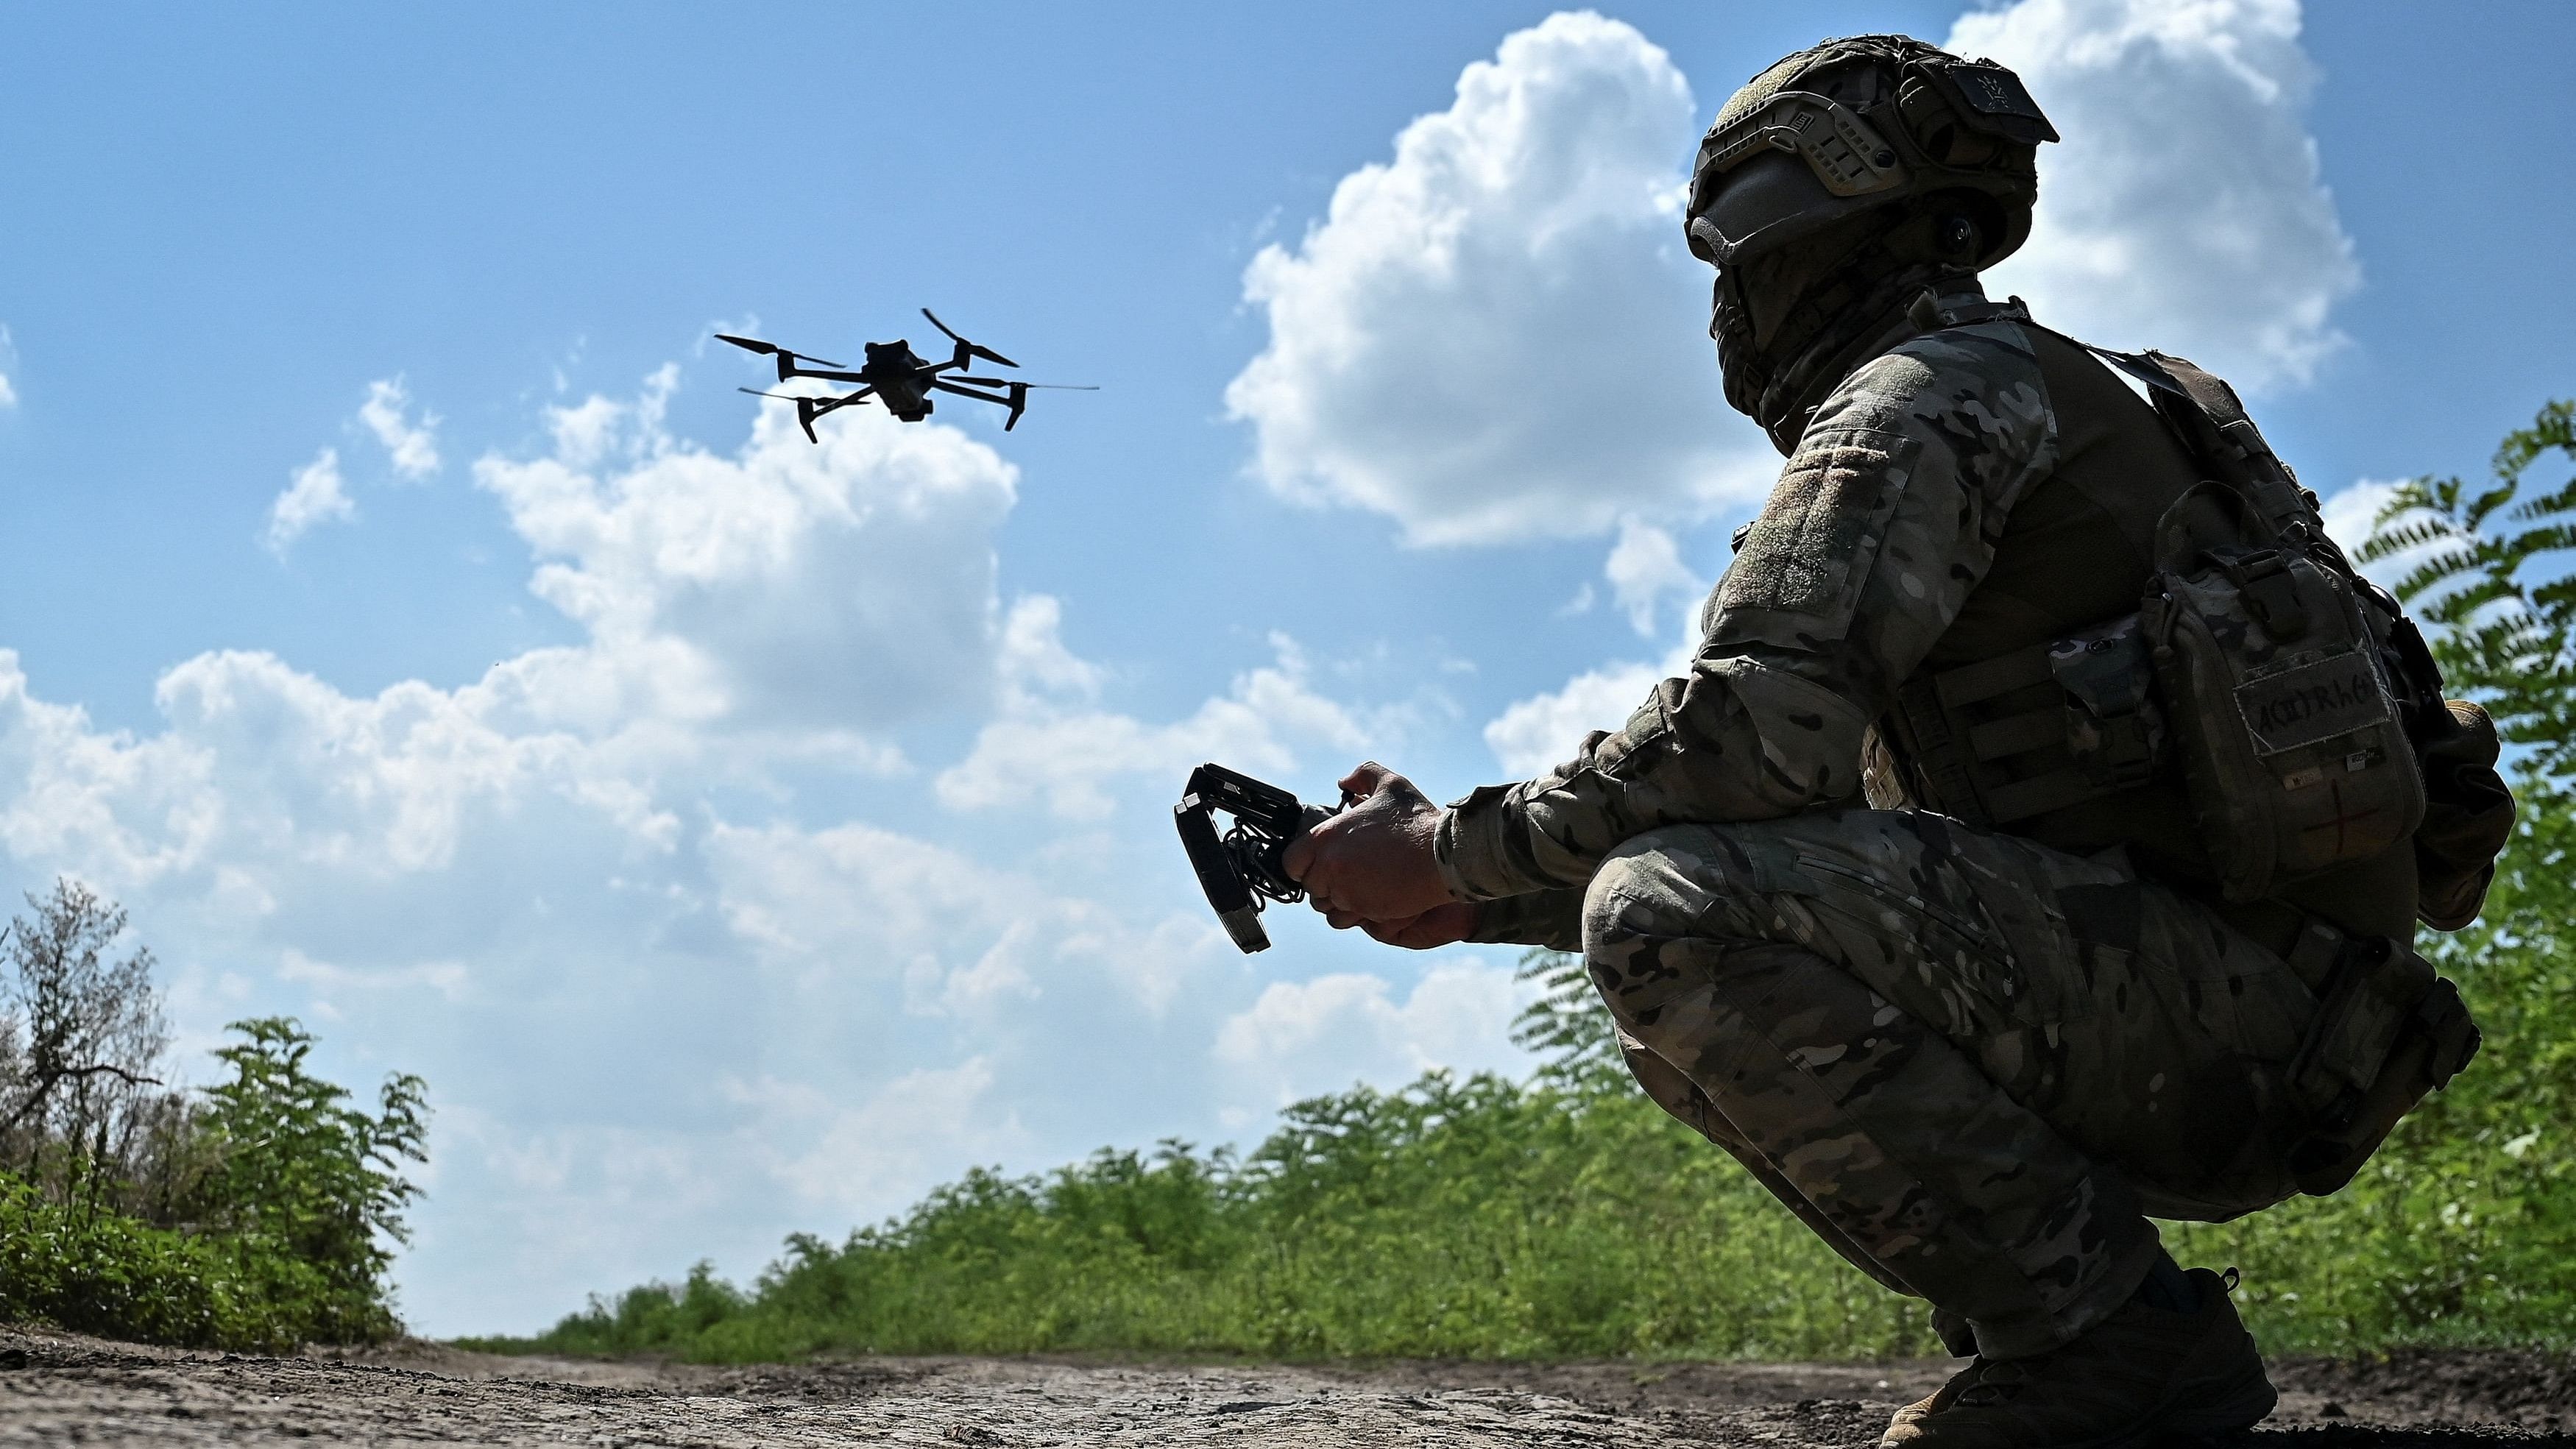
[1869, 304, 2507, 1194]
[1875, 316, 2417, 951]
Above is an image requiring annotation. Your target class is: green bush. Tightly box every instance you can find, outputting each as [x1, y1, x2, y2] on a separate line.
[0, 905, 431, 1353]
[192, 1017, 429, 1344]
[478, 1071, 1941, 1364]
[479, 952, 2576, 1366]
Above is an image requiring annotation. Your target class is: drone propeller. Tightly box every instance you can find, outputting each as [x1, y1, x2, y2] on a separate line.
[919, 308, 1019, 370]
[715, 334, 845, 367]
[952, 377, 1098, 390]
[717, 333, 847, 385]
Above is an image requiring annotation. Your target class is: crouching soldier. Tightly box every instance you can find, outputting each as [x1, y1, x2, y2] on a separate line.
[1286, 33, 2511, 1449]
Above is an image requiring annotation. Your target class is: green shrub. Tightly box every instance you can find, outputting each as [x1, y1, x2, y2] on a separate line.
[191, 1017, 428, 1344]
[0, 907, 431, 1353]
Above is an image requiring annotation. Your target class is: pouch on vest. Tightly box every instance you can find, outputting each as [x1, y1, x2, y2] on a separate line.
[2278, 918, 2482, 1196]
[2142, 482, 2426, 901]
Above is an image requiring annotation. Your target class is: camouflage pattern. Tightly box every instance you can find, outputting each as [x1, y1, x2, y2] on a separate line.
[1434, 296, 2333, 1358]
[1437, 300, 2056, 903]
[1582, 807, 2320, 1358]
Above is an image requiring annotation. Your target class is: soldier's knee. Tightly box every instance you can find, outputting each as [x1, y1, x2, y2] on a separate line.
[1581, 826, 1708, 954]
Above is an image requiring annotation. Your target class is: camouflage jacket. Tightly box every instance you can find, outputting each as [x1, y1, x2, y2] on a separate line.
[1443, 304, 2056, 949]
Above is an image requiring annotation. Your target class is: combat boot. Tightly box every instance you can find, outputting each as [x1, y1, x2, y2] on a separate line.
[1880, 1268, 2275, 1449]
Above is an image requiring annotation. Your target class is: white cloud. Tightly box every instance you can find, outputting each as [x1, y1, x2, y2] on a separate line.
[1483, 659, 1662, 779]
[1225, 11, 1771, 547]
[2320, 476, 2449, 598]
[264, 447, 355, 556]
[360, 377, 442, 479]
[704, 816, 1228, 1032]
[0, 371, 1271, 1331]
[0, 323, 16, 408]
[1486, 520, 1708, 778]
[1960, 0, 2359, 391]
[1477, 1, 2363, 783]
[724, 1058, 1033, 1220]
[476, 372, 1022, 735]
[1604, 517, 1704, 636]
[278, 948, 469, 1003]
[1212, 960, 1536, 1118]
[937, 629, 1377, 821]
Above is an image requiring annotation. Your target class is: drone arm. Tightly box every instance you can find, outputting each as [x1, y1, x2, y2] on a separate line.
[811, 386, 876, 410]
[779, 364, 873, 386]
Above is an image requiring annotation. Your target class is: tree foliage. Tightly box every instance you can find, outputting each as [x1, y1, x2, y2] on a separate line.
[2361, 400, 2576, 776]
[0, 884, 431, 1349]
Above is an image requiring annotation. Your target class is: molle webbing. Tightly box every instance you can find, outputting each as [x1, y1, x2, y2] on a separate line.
[1914, 617, 2163, 826]
[1883, 325, 2204, 846]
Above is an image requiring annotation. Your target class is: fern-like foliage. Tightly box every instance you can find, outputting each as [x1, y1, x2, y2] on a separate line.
[2360, 400, 2576, 780]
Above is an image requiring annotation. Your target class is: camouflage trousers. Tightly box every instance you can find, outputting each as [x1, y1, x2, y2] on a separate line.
[1582, 807, 2320, 1359]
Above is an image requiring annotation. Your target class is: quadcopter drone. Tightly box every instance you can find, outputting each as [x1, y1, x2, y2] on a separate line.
[718, 309, 1094, 440]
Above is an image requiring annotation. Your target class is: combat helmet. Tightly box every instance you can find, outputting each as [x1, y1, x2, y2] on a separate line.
[1687, 35, 2058, 447]
[1686, 34, 2056, 272]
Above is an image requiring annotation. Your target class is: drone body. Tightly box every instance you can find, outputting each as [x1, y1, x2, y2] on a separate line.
[718, 311, 1094, 440]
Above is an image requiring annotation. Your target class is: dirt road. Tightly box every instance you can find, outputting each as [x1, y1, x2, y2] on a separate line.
[2, 1325, 2567, 1446]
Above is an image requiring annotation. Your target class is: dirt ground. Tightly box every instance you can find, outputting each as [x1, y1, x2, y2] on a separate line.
[2, 1325, 2569, 1447]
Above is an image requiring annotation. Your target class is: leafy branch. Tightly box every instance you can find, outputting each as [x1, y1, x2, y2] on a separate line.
[2361, 400, 2576, 779]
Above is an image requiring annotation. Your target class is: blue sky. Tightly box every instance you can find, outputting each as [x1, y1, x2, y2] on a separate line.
[1, 1, 2569, 1336]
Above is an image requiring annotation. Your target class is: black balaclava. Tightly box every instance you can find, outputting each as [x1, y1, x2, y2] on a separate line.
[1713, 204, 1982, 453]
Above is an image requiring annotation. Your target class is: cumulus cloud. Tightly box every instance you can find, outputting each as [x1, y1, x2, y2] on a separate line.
[0, 324, 17, 408]
[1483, 659, 1662, 780]
[1225, 11, 1769, 547]
[360, 377, 442, 479]
[936, 626, 1378, 821]
[477, 375, 1022, 735]
[724, 1059, 1033, 1220]
[705, 817, 1228, 1030]
[0, 363, 1468, 1333]
[2318, 476, 2449, 598]
[264, 447, 355, 556]
[1229, 1, 2360, 556]
[1959, 0, 2359, 391]
[1485, 518, 1708, 778]
[1212, 961, 1536, 1119]
[1604, 517, 1704, 636]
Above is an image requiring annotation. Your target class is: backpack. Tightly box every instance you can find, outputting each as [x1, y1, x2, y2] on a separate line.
[2080, 345, 2513, 921]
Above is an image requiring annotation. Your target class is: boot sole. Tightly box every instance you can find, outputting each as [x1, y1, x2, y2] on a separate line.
[2085, 1363, 2279, 1449]
[2157, 1363, 2279, 1440]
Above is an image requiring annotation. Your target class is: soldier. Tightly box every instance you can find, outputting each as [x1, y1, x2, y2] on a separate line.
[1285, 32, 2504, 1449]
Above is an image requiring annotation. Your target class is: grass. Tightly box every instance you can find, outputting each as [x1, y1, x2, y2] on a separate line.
[472, 805, 2576, 1364]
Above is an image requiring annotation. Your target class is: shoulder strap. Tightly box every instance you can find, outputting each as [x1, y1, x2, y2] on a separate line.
[2019, 322, 2322, 540]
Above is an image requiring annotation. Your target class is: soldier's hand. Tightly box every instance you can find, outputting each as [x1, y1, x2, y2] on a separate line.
[1284, 761, 1458, 927]
[1357, 901, 1479, 950]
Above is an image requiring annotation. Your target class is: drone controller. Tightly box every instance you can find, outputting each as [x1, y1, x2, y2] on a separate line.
[1174, 763, 1338, 953]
